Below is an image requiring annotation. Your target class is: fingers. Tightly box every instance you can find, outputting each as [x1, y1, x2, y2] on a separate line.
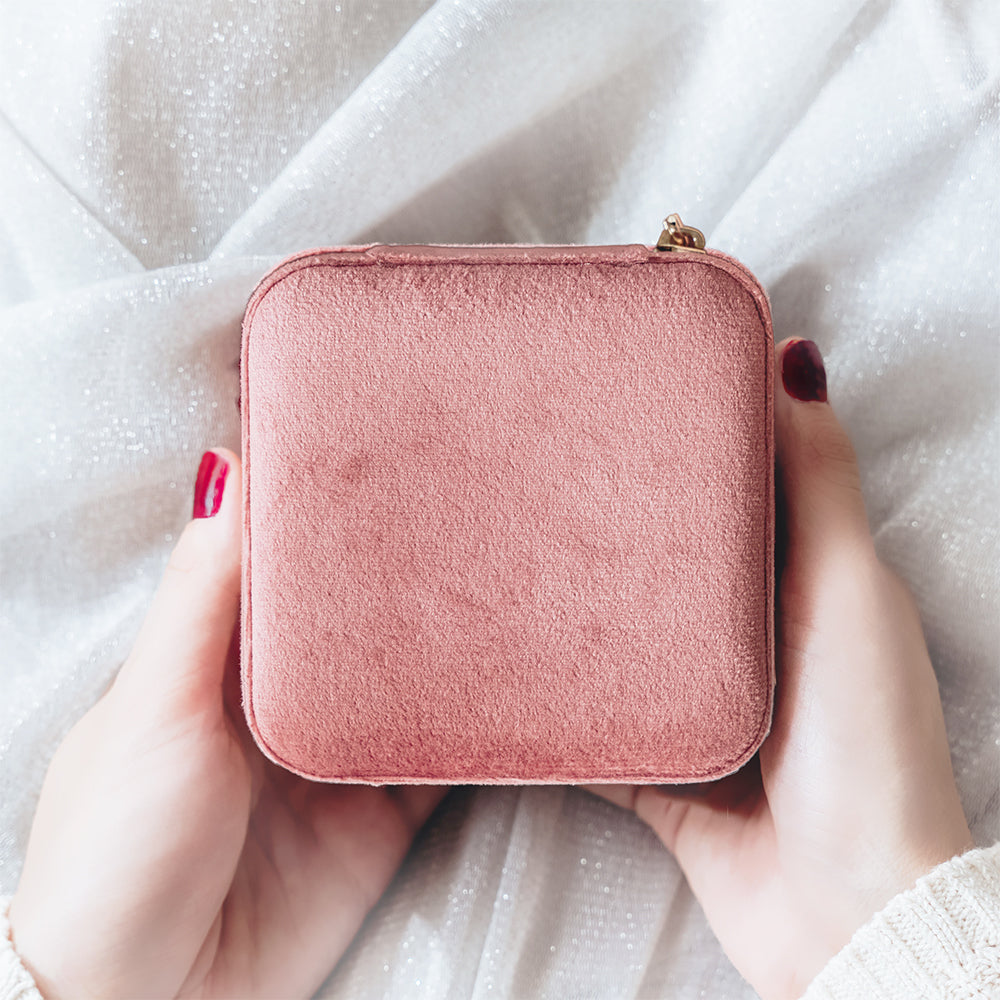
[579, 784, 637, 811]
[114, 447, 243, 713]
[384, 786, 451, 836]
[581, 758, 766, 865]
[774, 338, 874, 566]
[578, 771, 771, 962]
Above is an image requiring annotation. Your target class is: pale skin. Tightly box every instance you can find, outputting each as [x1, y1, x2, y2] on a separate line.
[585, 336, 975, 998]
[8, 337, 974, 999]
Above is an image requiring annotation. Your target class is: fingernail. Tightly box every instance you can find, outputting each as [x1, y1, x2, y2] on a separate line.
[192, 451, 229, 519]
[781, 339, 828, 403]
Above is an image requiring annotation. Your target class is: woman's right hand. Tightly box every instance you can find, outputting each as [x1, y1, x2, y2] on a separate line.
[586, 337, 975, 1000]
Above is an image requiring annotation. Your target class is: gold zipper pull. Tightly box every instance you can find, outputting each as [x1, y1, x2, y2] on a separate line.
[655, 213, 706, 253]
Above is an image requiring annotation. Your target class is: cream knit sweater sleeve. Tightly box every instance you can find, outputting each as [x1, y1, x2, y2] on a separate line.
[1, 843, 999, 999]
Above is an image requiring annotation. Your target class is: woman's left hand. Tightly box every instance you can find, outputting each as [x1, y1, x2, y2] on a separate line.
[9, 447, 449, 999]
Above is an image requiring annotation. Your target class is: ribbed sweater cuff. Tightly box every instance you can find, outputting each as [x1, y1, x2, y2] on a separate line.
[802, 841, 1000, 1000]
[0, 896, 43, 1000]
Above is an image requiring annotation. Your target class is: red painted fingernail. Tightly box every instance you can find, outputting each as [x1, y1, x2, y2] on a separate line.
[781, 339, 828, 403]
[192, 451, 229, 519]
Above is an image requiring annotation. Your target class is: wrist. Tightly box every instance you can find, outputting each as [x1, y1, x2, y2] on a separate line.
[1, 895, 45, 1000]
[885, 806, 976, 911]
[802, 842, 1000, 1000]
[838, 830, 977, 962]
[5, 893, 88, 1000]
[776, 825, 977, 997]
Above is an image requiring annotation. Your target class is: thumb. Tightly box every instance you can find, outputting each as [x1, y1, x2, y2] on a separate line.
[775, 338, 873, 565]
[114, 447, 243, 712]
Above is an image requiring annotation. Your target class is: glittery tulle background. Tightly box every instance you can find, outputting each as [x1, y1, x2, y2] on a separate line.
[1, 2, 997, 997]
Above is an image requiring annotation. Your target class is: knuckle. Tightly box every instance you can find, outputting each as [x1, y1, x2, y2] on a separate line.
[800, 417, 864, 493]
[803, 416, 859, 471]
[164, 554, 198, 578]
[163, 523, 207, 578]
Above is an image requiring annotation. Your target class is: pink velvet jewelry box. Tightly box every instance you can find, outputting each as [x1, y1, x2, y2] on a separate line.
[239, 237, 774, 785]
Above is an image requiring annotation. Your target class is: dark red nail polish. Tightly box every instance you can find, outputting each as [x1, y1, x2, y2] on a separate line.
[781, 339, 828, 403]
[193, 451, 229, 519]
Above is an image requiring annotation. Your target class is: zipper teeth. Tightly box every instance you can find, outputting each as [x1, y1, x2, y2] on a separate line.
[702, 247, 764, 292]
[246, 241, 768, 314]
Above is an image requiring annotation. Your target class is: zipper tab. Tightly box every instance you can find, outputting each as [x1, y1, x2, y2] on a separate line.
[655, 214, 706, 253]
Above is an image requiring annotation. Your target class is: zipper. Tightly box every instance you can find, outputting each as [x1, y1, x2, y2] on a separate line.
[250, 215, 713, 303]
[655, 213, 706, 253]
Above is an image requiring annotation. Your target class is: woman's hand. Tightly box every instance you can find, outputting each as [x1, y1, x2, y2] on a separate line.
[585, 337, 975, 1000]
[8, 447, 448, 999]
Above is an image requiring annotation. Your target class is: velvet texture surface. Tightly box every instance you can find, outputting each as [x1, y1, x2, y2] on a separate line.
[240, 244, 774, 783]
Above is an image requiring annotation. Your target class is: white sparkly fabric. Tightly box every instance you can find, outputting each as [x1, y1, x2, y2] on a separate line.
[1, 2, 998, 998]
